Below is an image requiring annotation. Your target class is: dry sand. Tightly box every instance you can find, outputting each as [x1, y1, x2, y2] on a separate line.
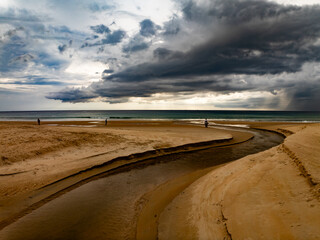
[1, 120, 319, 240]
[0, 120, 235, 210]
[158, 123, 320, 240]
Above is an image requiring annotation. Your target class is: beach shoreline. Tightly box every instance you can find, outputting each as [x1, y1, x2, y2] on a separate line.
[0, 120, 318, 239]
[0, 120, 251, 226]
[1, 110, 319, 123]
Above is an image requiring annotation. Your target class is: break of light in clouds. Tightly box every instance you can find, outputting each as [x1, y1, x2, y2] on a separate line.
[1, 0, 320, 111]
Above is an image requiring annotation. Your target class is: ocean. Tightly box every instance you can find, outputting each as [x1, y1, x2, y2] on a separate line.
[0, 110, 319, 122]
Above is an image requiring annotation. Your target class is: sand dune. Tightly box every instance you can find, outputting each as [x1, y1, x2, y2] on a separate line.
[159, 123, 320, 239]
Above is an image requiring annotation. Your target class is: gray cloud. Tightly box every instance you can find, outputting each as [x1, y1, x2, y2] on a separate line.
[58, 40, 72, 53]
[0, 33, 29, 72]
[163, 17, 180, 35]
[0, 75, 64, 86]
[0, 8, 41, 23]
[103, 69, 114, 74]
[81, 29, 126, 47]
[47, 75, 254, 103]
[88, 2, 115, 12]
[102, 30, 125, 45]
[47, 87, 98, 102]
[10, 53, 35, 64]
[0, 8, 82, 78]
[58, 44, 67, 53]
[2, 26, 25, 38]
[122, 36, 150, 53]
[45, 0, 320, 110]
[214, 97, 278, 109]
[181, 0, 300, 23]
[153, 48, 184, 61]
[286, 83, 320, 111]
[90, 24, 111, 34]
[139, 19, 159, 37]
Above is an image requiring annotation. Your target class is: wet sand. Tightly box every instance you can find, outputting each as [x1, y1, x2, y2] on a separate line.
[0, 120, 318, 239]
[0, 120, 249, 225]
[0, 120, 233, 198]
[0, 126, 283, 239]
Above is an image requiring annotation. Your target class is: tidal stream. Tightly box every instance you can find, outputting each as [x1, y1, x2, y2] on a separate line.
[0, 127, 284, 240]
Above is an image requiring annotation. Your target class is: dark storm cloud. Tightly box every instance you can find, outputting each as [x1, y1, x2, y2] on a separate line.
[214, 96, 281, 109]
[47, 87, 98, 103]
[48, 0, 320, 110]
[153, 48, 184, 61]
[107, 1, 320, 82]
[181, 0, 300, 23]
[47, 75, 254, 103]
[139, 19, 159, 37]
[286, 82, 320, 111]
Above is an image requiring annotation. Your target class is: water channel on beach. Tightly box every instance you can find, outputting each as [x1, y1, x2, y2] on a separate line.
[0, 127, 284, 240]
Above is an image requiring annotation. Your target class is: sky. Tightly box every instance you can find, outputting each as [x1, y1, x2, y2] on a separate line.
[1, 0, 320, 111]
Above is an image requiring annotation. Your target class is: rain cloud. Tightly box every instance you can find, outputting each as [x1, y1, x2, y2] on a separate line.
[48, 0, 320, 110]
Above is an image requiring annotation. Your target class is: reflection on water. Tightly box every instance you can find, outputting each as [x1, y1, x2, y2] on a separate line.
[0, 129, 284, 240]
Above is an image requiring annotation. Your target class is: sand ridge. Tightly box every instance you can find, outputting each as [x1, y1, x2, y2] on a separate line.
[158, 123, 320, 240]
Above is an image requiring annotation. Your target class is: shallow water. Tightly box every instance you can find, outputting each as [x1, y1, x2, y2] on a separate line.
[0, 128, 284, 240]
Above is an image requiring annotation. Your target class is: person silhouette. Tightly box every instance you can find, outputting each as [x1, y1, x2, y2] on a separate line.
[37, 118, 40, 125]
[204, 118, 208, 128]
[105, 118, 108, 126]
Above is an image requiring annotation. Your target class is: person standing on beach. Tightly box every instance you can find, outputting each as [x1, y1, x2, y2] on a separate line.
[105, 118, 108, 126]
[204, 118, 208, 128]
[37, 118, 40, 125]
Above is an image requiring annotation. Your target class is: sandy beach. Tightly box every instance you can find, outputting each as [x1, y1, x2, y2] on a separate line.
[0, 120, 319, 239]
[159, 122, 320, 240]
[2, 0, 320, 238]
[0, 120, 249, 224]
